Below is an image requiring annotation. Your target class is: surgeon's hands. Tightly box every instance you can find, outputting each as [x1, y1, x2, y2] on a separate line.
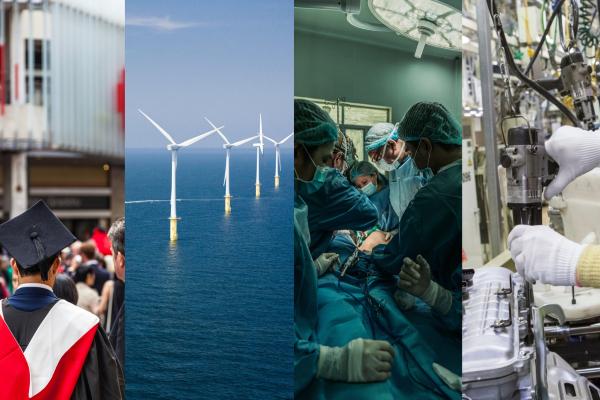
[398, 255, 431, 296]
[398, 255, 452, 315]
[544, 126, 600, 200]
[314, 253, 339, 277]
[317, 339, 395, 382]
[508, 225, 583, 286]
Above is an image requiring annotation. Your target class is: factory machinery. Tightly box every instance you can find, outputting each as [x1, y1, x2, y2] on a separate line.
[462, 0, 600, 398]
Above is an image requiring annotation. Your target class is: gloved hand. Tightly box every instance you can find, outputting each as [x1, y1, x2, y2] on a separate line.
[398, 255, 452, 314]
[433, 362, 461, 391]
[508, 225, 583, 286]
[314, 253, 339, 277]
[393, 289, 416, 311]
[544, 126, 600, 200]
[317, 339, 395, 382]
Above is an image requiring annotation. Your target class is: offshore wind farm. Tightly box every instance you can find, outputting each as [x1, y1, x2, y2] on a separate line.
[137, 110, 291, 241]
[125, 1, 293, 398]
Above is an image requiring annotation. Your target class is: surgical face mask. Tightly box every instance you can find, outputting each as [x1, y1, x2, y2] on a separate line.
[295, 145, 330, 194]
[360, 182, 377, 196]
[376, 141, 404, 172]
[389, 156, 430, 218]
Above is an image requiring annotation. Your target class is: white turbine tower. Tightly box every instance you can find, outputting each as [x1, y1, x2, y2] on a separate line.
[264, 132, 294, 188]
[139, 109, 223, 241]
[253, 114, 265, 197]
[205, 118, 257, 214]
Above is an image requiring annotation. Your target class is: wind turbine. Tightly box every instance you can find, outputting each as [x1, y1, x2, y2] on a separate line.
[139, 109, 223, 241]
[253, 114, 265, 197]
[205, 118, 257, 214]
[264, 132, 294, 188]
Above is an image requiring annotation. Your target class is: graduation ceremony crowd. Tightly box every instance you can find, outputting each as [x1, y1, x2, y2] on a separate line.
[0, 203, 125, 399]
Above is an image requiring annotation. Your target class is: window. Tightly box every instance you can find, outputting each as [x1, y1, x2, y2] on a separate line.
[295, 97, 392, 161]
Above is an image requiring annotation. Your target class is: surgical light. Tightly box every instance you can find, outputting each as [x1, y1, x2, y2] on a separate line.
[369, 0, 461, 58]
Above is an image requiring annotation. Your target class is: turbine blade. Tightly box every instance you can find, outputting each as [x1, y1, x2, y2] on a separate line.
[263, 135, 277, 144]
[138, 109, 176, 144]
[178, 126, 223, 147]
[231, 135, 258, 147]
[205, 117, 230, 144]
[279, 132, 294, 144]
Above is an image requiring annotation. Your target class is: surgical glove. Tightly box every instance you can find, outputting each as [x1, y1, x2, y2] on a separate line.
[317, 339, 395, 383]
[508, 225, 583, 286]
[314, 253, 339, 277]
[544, 126, 600, 200]
[433, 362, 461, 391]
[398, 255, 452, 314]
[393, 289, 416, 310]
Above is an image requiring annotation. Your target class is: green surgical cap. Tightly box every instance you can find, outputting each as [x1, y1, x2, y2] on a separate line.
[365, 122, 397, 151]
[398, 102, 462, 145]
[294, 99, 339, 146]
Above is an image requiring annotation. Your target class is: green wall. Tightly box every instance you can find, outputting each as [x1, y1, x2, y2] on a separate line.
[295, 31, 462, 123]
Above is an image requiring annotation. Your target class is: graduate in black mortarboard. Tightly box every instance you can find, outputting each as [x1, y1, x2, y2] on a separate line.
[0, 201, 124, 400]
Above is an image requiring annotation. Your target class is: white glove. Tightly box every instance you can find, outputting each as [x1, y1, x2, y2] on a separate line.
[398, 255, 452, 314]
[544, 126, 600, 200]
[508, 225, 583, 286]
[433, 362, 461, 391]
[317, 339, 395, 382]
[314, 253, 339, 277]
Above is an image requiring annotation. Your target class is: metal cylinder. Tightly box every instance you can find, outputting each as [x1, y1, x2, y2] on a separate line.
[544, 324, 600, 338]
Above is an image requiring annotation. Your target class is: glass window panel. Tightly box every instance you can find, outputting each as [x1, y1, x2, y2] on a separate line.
[345, 129, 365, 161]
[343, 105, 389, 126]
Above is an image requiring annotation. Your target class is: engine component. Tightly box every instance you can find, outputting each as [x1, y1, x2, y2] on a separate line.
[500, 126, 554, 226]
[462, 267, 600, 400]
[559, 51, 598, 130]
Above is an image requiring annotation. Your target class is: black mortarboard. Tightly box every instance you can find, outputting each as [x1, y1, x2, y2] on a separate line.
[0, 201, 76, 278]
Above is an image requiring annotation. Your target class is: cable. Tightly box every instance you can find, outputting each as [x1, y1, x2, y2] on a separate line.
[487, 0, 579, 125]
[579, 0, 600, 49]
[524, 0, 566, 76]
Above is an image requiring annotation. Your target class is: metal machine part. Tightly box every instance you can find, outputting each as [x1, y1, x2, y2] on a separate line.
[462, 267, 600, 400]
[500, 126, 554, 226]
[463, 267, 533, 399]
[559, 51, 598, 131]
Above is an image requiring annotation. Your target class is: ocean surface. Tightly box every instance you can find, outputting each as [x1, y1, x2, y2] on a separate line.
[125, 148, 293, 399]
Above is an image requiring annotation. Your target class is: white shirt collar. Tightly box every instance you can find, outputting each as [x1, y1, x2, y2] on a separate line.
[15, 283, 54, 293]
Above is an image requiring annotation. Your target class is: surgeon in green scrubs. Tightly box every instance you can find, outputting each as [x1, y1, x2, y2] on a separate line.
[294, 99, 395, 396]
[371, 102, 462, 328]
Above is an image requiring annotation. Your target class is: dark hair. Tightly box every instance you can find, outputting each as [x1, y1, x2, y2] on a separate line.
[74, 264, 94, 284]
[80, 242, 96, 260]
[53, 274, 78, 305]
[15, 254, 59, 280]
[108, 218, 125, 256]
[350, 161, 387, 186]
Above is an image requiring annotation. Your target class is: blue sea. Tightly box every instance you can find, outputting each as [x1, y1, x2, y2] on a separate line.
[125, 148, 293, 399]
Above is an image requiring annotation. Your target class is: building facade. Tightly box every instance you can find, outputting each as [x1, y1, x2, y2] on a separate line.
[0, 0, 124, 237]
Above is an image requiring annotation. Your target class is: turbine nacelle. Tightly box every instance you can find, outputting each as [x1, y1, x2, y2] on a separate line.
[167, 144, 181, 151]
[253, 142, 264, 153]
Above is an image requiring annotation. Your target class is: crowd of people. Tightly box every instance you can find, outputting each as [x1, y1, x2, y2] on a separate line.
[294, 99, 461, 399]
[0, 203, 125, 399]
[1, 224, 124, 354]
